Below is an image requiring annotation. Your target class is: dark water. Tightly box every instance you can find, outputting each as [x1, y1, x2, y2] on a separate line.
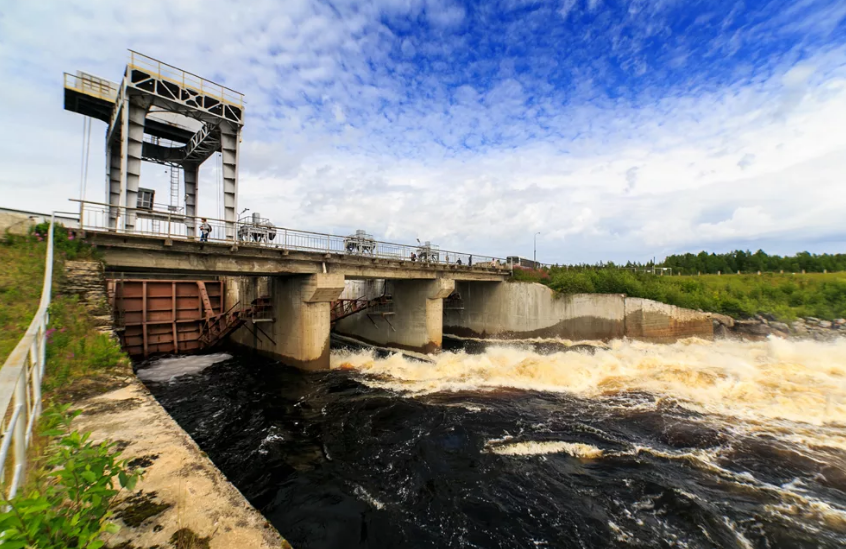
[138, 345, 846, 549]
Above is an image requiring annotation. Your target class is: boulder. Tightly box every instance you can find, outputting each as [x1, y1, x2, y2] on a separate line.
[818, 320, 832, 329]
[706, 313, 735, 328]
[713, 323, 731, 339]
[770, 321, 790, 333]
[835, 318, 846, 326]
[733, 319, 772, 337]
[805, 317, 821, 324]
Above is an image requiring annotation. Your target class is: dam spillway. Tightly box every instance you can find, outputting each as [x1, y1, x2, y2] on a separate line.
[137, 337, 846, 549]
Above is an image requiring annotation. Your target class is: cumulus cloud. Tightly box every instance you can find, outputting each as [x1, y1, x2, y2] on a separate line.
[1, 0, 845, 263]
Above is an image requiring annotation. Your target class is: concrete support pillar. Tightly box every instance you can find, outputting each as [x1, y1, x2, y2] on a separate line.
[106, 142, 122, 229]
[227, 274, 345, 370]
[119, 96, 149, 231]
[335, 278, 455, 354]
[183, 163, 199, 238]
[220, 122, 240, 240]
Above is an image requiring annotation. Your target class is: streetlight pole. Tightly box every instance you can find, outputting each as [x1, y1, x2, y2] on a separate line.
[534, 232, 541, 266]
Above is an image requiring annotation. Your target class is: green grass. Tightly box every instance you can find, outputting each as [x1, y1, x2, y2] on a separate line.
[1, 226, 128, 387]
[512, 267, 846, 321]
[0, 236, 48, 364]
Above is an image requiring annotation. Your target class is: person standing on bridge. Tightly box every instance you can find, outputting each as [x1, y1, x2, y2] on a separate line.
[199, 218, 212, 242]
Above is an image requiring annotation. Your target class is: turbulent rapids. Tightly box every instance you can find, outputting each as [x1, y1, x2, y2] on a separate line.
[139, 337, 846, 548]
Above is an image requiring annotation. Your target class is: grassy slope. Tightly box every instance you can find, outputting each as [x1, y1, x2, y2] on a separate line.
[0, 228, 128, 392]
[512, 268, 846, 321]
[0, 237, 47, 363]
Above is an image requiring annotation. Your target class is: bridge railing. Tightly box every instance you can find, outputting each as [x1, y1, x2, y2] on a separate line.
[0, 217, 54, 499]
[73, 200, 511, 270]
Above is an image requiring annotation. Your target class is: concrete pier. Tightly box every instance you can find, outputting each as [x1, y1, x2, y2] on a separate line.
[227, 274, 345, 370]
[335, 278, 455, 354]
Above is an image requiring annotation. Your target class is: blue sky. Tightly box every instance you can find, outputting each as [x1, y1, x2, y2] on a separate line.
[1, 0, 845, 263]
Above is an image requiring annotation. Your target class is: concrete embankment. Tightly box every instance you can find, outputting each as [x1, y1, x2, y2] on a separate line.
[73, 376, 289, 549]
[443, 281, 713, 342]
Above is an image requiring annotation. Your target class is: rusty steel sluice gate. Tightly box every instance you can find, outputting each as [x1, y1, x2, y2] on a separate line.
[108, 279, 226, 357]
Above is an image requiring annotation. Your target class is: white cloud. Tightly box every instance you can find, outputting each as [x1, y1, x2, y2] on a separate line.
[558, 0, 578, 19]
[1, 0, 845, 264]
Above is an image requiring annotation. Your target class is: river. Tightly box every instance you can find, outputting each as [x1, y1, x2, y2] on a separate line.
[137, 337, 846, 548]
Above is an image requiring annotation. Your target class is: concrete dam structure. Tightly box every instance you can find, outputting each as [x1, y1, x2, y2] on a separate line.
[333, 280, 713, 351]
[441, 281, 714, 343]
[62, 50, 713, 368]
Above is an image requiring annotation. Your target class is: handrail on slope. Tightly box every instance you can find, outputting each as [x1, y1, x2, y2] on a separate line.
[0, 216, 54, 499]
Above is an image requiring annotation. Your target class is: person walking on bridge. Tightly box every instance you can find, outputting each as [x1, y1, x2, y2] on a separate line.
[199, 218, 212, 242]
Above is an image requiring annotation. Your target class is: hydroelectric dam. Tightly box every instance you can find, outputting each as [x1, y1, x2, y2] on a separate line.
[50, 52, 846, 549]
[63, 51, 713, 369]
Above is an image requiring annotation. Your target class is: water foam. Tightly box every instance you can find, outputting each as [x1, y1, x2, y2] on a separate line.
[137, 352, 232, 382]
[331, 338, 846, 428]
[488, 440, 605, 458]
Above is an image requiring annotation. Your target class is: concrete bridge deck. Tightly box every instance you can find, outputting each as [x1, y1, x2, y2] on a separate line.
[85, 230, 509, 281]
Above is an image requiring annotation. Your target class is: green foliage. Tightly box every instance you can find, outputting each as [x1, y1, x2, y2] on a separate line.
[43, 297, 129, 394]
[31, 222, 99, 262]
[0, 237, 47, 363]
[0, 405, 141, 549]
[522, 268, 846, 321]
[661, 249, 846, 275]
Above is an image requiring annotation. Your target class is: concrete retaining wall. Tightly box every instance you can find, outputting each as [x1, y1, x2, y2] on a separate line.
[624, 297, 714, 342]
[443, 281, 712, 342]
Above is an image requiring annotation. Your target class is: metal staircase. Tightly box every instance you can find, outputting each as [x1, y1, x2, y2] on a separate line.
[330, 295, 392, 325]
[198, 296, 272, 348]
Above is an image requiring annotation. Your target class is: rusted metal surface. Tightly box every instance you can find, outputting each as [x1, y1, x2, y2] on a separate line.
[108, 279, 224, 356]
[198, 297, 272, 349]
[330, 295, 391, 325]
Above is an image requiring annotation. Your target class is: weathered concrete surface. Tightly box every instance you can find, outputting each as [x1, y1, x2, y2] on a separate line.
[444, 281, 627, 341]
[73, 377, 289, 549]
[87, 231, 507, 281]
[444, 281, 712, 342]
[226, 274, 344, 370]
[339, 278, 386, 300]
[335, 278, 455, 354]
[0, 211, 38, 236]
[624, 298, 714, 342]
[61, 260, 112, 332]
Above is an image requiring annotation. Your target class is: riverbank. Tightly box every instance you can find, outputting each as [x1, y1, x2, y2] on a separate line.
[513, 268, 846, 322]
[1, 226, 289, 548]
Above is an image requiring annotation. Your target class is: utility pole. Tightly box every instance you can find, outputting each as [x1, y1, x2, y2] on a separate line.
[534, 232, 541, 266]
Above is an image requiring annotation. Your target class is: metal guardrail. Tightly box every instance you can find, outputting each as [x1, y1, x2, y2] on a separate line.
[73, 200, 512, 271]
[63, 71, 119, 103]
[128, 50, 244, 109]
[0, 217, 54, 499]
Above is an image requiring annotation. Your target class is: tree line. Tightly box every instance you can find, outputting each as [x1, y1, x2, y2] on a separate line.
[660, 250, 846, 275]
[539, 250, 846, 275]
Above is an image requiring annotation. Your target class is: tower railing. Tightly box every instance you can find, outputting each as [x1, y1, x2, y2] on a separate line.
[127, 50, 245, 109]
[63, 72, 119, 103]
[0, 217, 54, 499]
[73, 200, 512, 272]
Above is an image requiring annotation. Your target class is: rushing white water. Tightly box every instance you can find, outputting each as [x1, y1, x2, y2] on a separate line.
[137, 352, 232, 382]
[331, 337, 846, 429]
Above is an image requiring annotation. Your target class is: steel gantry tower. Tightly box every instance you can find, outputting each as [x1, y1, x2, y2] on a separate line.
[63, 51, 244, 238]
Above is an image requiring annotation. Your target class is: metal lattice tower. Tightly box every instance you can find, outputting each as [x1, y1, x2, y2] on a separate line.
[63, 50, 245, 238]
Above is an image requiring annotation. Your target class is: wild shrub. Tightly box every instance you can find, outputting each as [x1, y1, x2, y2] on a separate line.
[0, 405, 141, 549]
